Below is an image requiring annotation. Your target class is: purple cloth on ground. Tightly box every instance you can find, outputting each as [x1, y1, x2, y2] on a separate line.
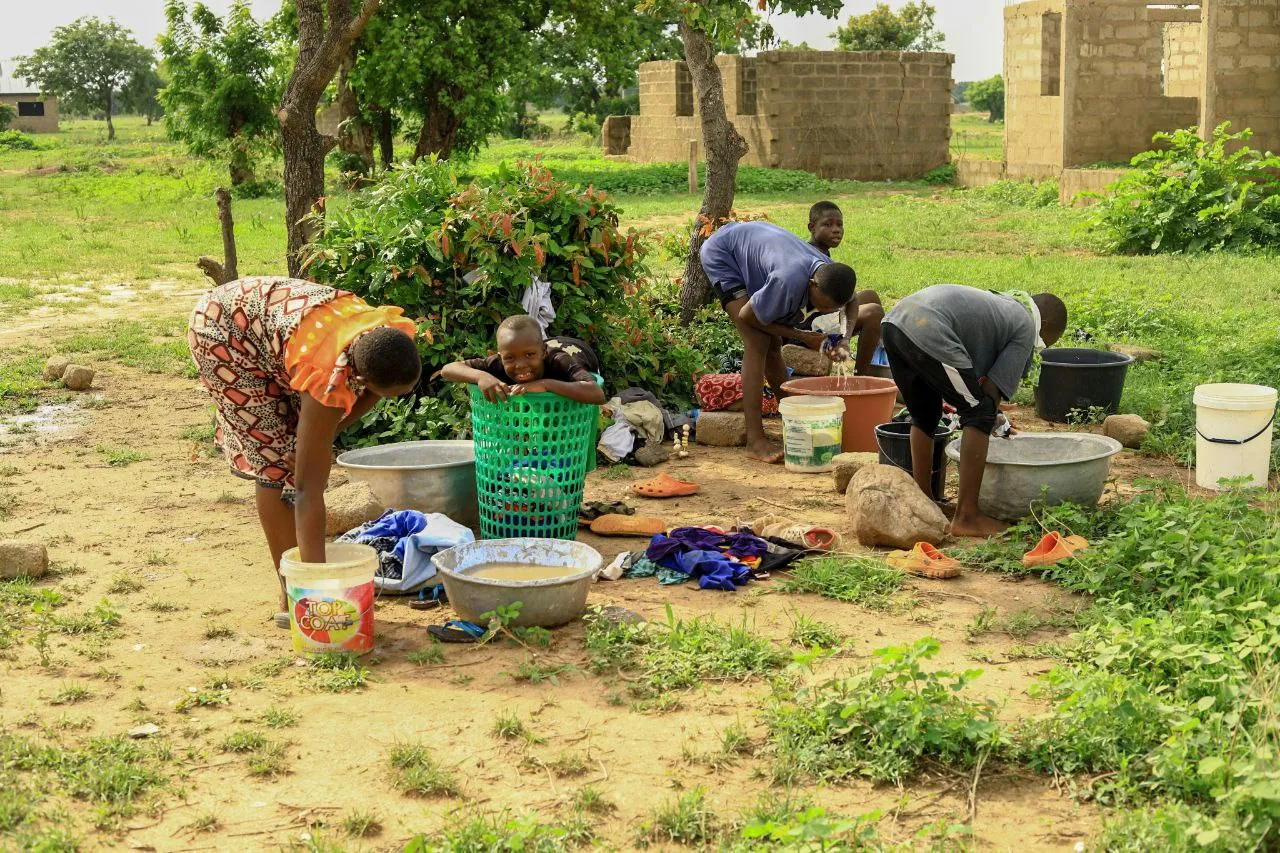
[646, 527, 725, 561]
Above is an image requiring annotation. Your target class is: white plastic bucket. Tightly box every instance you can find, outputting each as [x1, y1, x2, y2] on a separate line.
[1193, 383, 1277, 490]
[280, 542, 377, 655]
[778, 395, 845, 473]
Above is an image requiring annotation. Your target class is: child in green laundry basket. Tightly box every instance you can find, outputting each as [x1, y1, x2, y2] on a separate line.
[442, 315, 606, 404]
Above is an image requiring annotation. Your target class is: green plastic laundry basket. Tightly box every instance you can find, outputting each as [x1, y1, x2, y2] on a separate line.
[470, 385, 599, 540]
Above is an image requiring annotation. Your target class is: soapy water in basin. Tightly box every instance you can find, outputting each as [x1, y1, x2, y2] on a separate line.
[468, 563, 579, 582]
[980, 433, 1120, 466]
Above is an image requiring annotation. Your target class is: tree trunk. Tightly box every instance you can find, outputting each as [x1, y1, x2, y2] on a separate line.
[412, 83, 463, 161]
[280, 0, 382, 276]
[677, 21, 748, 324]
[375, 108, 394, 170]
[229, 137, 254, 187]
[197, 187, 240, 285]
[336, 51, 374, 174]
[104, 90, 115, 141]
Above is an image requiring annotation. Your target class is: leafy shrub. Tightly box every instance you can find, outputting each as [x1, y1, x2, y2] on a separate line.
[0, 104, 14, 131]
[306, 158, 719, 444]
[470, 159, 839, 197]
[0, 130, 38, 151]
[920, 163, 956, 185]
[766, 637, 1004, 784]
[1087, 123, 1280, 253]
[967, 178, 1059, 208]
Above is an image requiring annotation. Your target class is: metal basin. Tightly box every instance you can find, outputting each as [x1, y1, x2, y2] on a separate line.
[336, 440, 479, 528]
[431, 539, 602, 628]
[945, 432, 1122, 521]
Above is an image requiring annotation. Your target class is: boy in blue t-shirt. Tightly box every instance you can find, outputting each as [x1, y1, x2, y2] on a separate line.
[700, 221, 883, 463]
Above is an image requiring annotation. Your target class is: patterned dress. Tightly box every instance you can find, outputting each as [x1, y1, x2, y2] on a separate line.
[187, 277, 413, 490]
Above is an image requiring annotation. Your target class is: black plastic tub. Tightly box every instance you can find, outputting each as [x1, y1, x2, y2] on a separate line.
[874, 421, 952, 499]
[1035, 348, 1135, 423]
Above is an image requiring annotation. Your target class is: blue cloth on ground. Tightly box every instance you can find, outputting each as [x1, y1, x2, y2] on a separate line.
[666, 549, 752, 591]
[340, 509, 474, 595]
[624, 555, 689, 586]
[644, 527, 769, 591]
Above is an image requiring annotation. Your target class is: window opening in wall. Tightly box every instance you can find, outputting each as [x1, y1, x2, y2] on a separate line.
[1041, 12, 1062, 96]
[17, 101, 45, 117]
[738, 62, 757, 116]
[675, 63, 694, 117]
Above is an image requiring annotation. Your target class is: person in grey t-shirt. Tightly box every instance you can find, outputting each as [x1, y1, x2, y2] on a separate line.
[882, 284, 1068, 538]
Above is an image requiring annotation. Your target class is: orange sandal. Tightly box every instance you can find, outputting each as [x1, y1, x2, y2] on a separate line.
[1022, 532, 1089, 568]
[885, 542, 963, 580]
[589, 514, 667, 537]
[632, 473, 700, 499]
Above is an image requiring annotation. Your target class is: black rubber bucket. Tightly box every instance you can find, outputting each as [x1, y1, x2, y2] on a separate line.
[1035, 348, 1136, 423]
[875, 421, 951, 499]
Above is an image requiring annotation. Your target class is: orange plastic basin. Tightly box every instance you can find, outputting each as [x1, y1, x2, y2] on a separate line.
[779, 376, 898, 453]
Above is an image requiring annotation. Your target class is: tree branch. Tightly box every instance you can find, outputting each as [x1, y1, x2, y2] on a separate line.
[197, 187, 238, 285]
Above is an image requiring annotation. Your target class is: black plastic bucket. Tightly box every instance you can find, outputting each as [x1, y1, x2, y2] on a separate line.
[875, 421, 951, 499]
[1035, 348, 1135, 423]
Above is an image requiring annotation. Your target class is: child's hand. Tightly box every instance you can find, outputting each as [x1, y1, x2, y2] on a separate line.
[477, 373, 511, 402]
[510, 380, 548, 396]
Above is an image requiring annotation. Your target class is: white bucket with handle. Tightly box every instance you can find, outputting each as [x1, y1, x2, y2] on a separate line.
[1193, 383, 1277, 490]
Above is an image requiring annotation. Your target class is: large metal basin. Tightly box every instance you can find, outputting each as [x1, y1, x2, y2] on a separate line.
[431, 538, 602, 628]
[336, 440, 479, 529]
[945, 432, 1122, 521]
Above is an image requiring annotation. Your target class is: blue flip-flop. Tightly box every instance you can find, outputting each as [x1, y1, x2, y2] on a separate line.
[410, 583, 447, 610]
[427, 620, 485, 643]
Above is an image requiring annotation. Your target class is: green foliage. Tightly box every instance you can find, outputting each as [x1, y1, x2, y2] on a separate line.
[307, 651, 371, 692]
[639, 0, 843, 54]
[584, 605, 788, 701]
[834, 1, 945, 51]
[0, 130, 36, 152]
[967, 178, 1059, 208]
[778, 556, 905, 609]
[636, 788, 718, 847]
[159, 0, 279, 185]
[967, 74, 1005, 122]
[389, 742, 460, 797]
[921, 163, 955, 185]
[1086, 123, 1280, 254]
[14, 18, 154, 139]
[767, 637, 1004, 784]
[0, 104, 13, 132]
[737, 804, 884, 851]
[405, 810, 592, 851]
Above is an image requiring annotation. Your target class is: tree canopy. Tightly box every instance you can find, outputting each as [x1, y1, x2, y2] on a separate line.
[968, 74, 1005, 122]
[159, 0, 280, 186]
[834, 2, 945, 52]
[14, 17, 154, 140]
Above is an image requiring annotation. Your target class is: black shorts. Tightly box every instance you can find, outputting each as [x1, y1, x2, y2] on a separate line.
[881, 324, 998, 435]
[716, 282, 749, 308]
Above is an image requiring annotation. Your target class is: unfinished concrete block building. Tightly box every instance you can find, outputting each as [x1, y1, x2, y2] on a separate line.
[604, 51, 955, 181]
[1004, 0, 1280, 179]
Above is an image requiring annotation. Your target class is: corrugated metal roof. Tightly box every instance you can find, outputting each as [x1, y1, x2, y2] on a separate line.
[0, 65, 41, 95]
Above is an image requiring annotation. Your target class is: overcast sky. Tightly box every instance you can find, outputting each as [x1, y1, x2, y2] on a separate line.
[2, 0, 1003, 86]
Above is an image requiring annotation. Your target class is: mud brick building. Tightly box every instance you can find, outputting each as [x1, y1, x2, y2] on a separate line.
[603, 50, 955, 181]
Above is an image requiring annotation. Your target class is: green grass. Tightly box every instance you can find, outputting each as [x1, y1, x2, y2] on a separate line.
[950, 111, 1005, 161]
[96, 446, 147, 467]
[307, 651, 371, 692]
[779, 556, 906, 609]
[260, 706, 299, 729]
[636, 788, 719, 848]
[388, 742, 460, 797]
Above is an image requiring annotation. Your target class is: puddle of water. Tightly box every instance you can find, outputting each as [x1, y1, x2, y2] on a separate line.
[0, 401, 93, 439]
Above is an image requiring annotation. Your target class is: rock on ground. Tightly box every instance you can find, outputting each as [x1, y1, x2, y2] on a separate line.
[846, 464, 947, 548]
[782, 344, 832, 377]
[1103, 414, 1151, 449]
[325, 481, 386, 536]
[833, 451, 882, 493]
[62, 365, 95, 391]
[695, 412, 747, 447]
[0, 541, 49, 579]
[42, 356, 70, 381]
[1106, 343, 1162, 362]
[634, 444, 670, 467]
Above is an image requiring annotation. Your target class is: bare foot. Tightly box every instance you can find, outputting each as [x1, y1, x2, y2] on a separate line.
[948, 512, 1009, 538]
[746, 438, 784, 464]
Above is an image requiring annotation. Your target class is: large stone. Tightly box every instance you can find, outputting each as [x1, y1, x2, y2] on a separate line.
[42, 356, 70, 381]
[62, 365, 95, 391]
[695, 412, 747, 447]
[325, 481, 385, 536]
[634, 444, 670, 468]
[782, 344, 832, 377]
[1103, 414, 1150, 449]
[833, 451, 882, 493]
[0, 541, 49, 579]
[846, 464, 947, 549]
[1106, 343, 1162, 363]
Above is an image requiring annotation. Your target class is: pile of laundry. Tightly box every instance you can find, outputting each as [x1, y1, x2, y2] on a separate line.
[336, 509, 474, 593]
[597, 388, 695, 466]
[600, 525, 808, 591]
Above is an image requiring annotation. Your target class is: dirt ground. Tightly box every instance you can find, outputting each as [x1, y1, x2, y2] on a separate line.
[0, 332, 1204, 851]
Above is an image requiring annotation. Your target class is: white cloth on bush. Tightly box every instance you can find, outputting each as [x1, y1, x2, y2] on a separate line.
[597, 419, 636, 462]
[521, 277, 557, 336]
